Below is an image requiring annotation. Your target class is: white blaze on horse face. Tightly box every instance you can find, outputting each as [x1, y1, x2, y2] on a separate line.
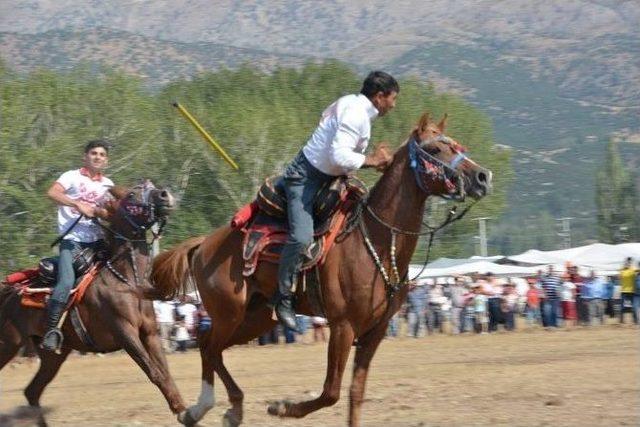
[189, 380, 215, 421]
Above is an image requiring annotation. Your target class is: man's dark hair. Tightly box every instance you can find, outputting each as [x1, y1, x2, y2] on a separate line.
[360, 71, 399, 98]
[84, 139, 110, 154]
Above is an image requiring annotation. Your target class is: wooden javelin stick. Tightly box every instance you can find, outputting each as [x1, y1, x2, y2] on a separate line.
[172, 102, 239, 170]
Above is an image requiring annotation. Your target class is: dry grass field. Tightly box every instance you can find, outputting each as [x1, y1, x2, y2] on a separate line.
[1, 325, 638, 427]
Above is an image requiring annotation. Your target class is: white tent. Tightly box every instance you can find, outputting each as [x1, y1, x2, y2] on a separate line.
[409, 261, 539, 279]
[504, 242, 640, 273]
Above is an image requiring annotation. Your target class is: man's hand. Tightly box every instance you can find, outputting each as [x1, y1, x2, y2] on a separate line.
[74, 201, 96, 218]
[363, 143, 393, 172]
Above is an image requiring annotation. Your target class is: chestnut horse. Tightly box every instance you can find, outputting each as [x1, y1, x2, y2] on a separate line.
[149, 113, 493, 426]
[0, 182, 187, 422]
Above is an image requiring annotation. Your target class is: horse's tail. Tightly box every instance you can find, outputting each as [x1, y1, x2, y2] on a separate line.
[145, 235, 206, 300]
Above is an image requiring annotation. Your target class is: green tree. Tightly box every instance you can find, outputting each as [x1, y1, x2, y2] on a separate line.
[0, 60, 513, 274]
[595, 139, 639, 243]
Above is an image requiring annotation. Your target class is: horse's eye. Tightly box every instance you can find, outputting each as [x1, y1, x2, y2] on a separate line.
[426, 146, 441, 156]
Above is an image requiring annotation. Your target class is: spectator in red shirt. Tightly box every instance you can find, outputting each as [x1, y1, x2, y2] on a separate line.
[525, 279, 541, 326]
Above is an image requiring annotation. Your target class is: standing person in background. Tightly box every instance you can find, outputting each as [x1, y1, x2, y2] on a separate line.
[581, 273, 593, 325]
[535, 270, 548, 327]
[604, 275, 616, 318]
[561, 273, 577, 328]
[588, 271, 606, 326]
[176, 296, 198, 339]
[570, 265, 587, 325]
[525, 279, 541, 326]
[449, 277, 468, 334]
[406, 281, 428, 338]
[541, 265, 562, 328]
[153, 300, 176, 353]
[483, 273, 503, 332]
[426, 281, 445, 334]
[173, 317, 190, 353]
[472, 284, 488, 333]
[502, 282, 519, 331]
[619, 257, 638, 324]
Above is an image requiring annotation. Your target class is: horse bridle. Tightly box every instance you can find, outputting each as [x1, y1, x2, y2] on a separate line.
[95, 185, 168, 287]
[358, 136, 476, 297]
[409, 135, 468, 201]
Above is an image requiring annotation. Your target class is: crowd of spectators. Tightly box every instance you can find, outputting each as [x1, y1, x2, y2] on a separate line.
[388, 257, 640, 337]
[152, 295, 327, 351]
[151, 258, 640, 351]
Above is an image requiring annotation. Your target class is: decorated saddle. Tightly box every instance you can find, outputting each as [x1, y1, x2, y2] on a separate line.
[2, 247, 105, 309]
[231, 175, 367, 277]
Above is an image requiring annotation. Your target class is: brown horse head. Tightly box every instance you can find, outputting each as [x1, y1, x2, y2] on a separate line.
[410, 112, 492, 200]
[99, 180, 176, 238]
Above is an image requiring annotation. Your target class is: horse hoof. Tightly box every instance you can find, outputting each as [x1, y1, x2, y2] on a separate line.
[222, 409, 241, 427]
[267, 400, 290, 417]
[177, 410, 197, 427]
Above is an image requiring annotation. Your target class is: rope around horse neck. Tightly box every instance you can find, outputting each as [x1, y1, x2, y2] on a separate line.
[359, 199, 478, 295]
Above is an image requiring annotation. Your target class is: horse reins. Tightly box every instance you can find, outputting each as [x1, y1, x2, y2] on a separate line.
[93, 191, 167, 288]
[357, 135, 477, 297]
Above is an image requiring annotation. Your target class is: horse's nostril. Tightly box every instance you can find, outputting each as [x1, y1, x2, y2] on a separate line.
[160, 190, 169, 199]
[477, 172, 487, 183]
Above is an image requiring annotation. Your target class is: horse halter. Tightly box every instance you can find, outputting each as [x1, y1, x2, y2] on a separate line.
[117, 183, 160, 236]
[98, 183, 169, 287]
[409, 135, 467, 201]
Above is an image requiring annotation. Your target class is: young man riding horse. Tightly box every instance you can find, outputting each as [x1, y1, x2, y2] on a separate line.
[42, 139, 114, 351]
[273, 71, 399, 330]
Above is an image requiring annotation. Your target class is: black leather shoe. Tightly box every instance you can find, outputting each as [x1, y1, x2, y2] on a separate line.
[42, 328, 63, 352]
[275, 297, 300, 333]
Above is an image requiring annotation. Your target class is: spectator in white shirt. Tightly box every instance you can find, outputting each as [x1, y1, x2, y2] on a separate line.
[153, 300, 176, 352]
[273, 71, 399, 331]
[176, 296, 198, 337]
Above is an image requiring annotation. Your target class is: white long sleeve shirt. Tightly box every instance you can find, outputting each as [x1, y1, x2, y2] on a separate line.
[302, 94, 379, 176]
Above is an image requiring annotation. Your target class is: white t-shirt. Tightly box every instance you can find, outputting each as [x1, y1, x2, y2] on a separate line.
[176, 303, 198, 329]
[153, 300, 176, 324]
[302, 94, 379, 176]
[56, 168, 114, 243]
[561, 281, 576, 302]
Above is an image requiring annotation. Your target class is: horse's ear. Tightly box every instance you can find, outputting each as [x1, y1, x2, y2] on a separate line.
[109, 185, 129, 200]
[417, 112, 430, 132]
[437, 113, 449, 133]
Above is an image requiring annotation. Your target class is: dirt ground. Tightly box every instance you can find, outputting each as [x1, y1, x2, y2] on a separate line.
[1, 325, 638, 427]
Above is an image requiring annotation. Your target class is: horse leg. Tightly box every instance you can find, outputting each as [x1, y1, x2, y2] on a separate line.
[139, 325, 187, 415]
[111, 321, 186, 415]
[24, 346, 71, 407]
[268, 320, 355, 418]
[212, 305, 278, 427]
[180, 320, 247, 427]
[348, 321, 388, 427]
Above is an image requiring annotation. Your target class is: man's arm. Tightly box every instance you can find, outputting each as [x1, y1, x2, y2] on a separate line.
[47, 182, 96, 217]
[330, 111, 392, 172]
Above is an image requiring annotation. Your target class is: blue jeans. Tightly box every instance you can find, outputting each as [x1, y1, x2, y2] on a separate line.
[621, 293, 639, 324]
[51, 239, 100, 305]
[543, 299, 560, 327]
[277, 151, 333, 298]
[526, 306, 541, 325]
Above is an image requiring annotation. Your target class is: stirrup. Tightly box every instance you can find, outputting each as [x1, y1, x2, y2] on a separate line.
[42, 328, 64, 354]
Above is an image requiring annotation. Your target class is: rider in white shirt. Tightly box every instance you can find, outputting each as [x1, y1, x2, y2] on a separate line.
[273, 71, 399, 331]
[42, 140, 114, 351]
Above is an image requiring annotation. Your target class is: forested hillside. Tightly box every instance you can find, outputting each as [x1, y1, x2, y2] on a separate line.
[0, 61, 511, 275]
